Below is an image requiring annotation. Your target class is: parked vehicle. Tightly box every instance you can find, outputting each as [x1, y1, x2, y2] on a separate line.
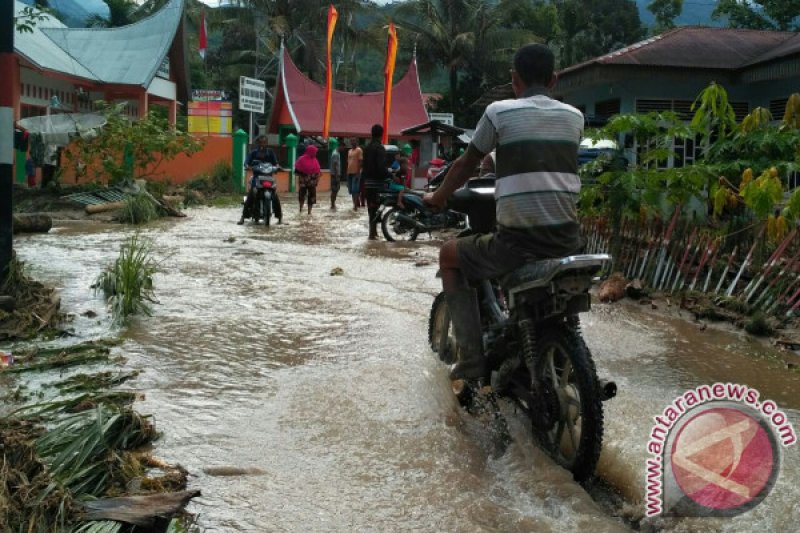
[427, 177, 616, 482]
[373, 162, 466, 241]
[251, 162, 279, 226]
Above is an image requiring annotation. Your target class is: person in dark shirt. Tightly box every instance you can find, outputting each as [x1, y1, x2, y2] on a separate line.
[238, 135, 282, 225]
[362, 124, 389, 240]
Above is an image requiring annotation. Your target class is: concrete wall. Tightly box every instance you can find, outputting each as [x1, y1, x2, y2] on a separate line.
[53, 135, 333, 192]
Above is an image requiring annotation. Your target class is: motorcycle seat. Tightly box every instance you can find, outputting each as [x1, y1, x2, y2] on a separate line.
[501, 254, 611, 292]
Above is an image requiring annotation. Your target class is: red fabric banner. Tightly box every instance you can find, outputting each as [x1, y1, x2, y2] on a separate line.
[382, 22, 398, 144]
[323, 4, 338, 139]
[199, 9, 208, 60]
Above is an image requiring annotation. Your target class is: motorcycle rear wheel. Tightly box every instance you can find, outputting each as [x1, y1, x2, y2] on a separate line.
[522, 320, 603, 482]
[381, 207, 421, 242]
[428, 292, 456, 364]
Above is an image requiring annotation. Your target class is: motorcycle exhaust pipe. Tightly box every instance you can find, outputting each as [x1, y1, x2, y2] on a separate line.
[396, 212, 429, 232]
[599, 379, 617, 401]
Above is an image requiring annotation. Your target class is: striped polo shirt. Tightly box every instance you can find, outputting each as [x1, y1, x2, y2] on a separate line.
[471, 88, 584, 257]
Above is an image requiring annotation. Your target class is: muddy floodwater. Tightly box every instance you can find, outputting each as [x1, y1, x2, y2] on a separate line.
[9, 196, 800, 532]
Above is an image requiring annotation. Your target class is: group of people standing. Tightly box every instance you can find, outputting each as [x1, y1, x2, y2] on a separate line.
[241, 125, 412, 240]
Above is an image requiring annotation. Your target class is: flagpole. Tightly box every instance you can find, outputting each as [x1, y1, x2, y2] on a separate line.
[323, 5, 338, 140]
[382, 22, 397, 145]
[199, 8, 209, 136]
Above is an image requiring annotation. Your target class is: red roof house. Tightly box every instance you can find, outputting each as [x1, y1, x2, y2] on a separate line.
[267, 46, 429, 139]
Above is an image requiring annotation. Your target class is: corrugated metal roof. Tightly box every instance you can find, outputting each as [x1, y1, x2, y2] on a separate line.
[560, 27, 799, 75]
[14, 0, 184, 88]
[14, 1, 98, 81]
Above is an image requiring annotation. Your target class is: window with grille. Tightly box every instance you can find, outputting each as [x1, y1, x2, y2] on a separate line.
[770, 98, 788, 118]
[730, 102, 750, 122]
[595, 98, 620, 118]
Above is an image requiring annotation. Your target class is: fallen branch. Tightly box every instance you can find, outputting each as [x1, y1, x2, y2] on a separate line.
[83, 490, 201, 528]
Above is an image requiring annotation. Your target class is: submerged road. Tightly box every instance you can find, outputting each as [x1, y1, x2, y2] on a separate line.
[13, 196, 800, 532]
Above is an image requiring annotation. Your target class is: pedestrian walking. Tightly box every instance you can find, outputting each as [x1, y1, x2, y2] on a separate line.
[346, 138, 363, 210]
[296, 144, 321, 215]
[329, 138, 341, 210]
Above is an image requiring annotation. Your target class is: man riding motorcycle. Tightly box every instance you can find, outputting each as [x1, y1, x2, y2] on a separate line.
[238, 135, 283, 225]
[423, 43, 585, 382]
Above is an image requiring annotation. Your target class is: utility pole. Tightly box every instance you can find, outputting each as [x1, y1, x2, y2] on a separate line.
[0, 0, 15, 276]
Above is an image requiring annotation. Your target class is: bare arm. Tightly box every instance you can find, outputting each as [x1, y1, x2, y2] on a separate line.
[424, 144, 484, 208]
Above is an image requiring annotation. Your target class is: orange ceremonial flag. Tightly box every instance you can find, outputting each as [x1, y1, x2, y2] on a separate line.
[323, 4, 338, 139]
[382, 22, 398, 144]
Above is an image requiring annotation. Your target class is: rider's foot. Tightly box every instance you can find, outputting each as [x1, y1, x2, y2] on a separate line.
[449, 360, 488, 381]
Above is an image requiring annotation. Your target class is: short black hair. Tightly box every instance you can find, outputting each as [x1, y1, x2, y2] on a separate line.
[513, 44, 555, 87]
[371, 124, 383, 138]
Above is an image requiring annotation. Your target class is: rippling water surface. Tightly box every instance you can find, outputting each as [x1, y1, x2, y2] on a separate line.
[10, 197, 799, 532]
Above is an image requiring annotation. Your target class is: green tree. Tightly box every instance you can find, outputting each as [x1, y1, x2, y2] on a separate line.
[712, 0, 800, 31]
[394, 0, 483, 114]
[554, 0, 645, 67]
[86, 0, 140, 28]
[648, 0, 683, 33]
[64, 102, 203, 185]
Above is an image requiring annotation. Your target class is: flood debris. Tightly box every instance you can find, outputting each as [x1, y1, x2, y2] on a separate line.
[83, 490, 200, 529]
[0, 255, 63, 341]
[12, 213, 53, 234]
[598, 272, 627, 303]
[0, 333, 196, 531]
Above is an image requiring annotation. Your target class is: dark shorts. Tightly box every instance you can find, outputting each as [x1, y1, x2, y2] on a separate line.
[456, 233, 530, 282]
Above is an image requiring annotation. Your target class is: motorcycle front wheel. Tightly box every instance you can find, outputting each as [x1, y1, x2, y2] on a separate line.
[522, 320, 603, 482]
[381, 207, 424, 242]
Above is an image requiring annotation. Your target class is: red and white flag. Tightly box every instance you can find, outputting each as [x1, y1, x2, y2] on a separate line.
[199, 9, 208, 60]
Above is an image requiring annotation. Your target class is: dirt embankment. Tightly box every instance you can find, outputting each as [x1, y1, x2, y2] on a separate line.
[598, 272, 800, 371]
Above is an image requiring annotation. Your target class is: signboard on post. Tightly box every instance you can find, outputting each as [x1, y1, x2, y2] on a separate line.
[239, 76, 265, 113]
[428, 112, 454, 126]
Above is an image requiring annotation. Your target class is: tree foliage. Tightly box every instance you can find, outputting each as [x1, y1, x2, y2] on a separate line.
[648, 0, 683, 33]
[554, 0, 645, 66]
[712, 0, 800, 31]
[64, 102, 203, 185]
[583, 83, 800, 244]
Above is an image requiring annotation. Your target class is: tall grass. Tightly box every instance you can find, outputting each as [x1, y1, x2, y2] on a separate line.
[94, 234, 158, 323]
[118, 192, 159, 224]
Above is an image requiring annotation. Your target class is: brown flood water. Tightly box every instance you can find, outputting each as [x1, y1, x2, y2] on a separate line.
[8, 195, 799, 532]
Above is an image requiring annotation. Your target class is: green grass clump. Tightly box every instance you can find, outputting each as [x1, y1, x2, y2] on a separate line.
[118, 193, 159, 224]
[94, 234, 157, 323]
[186, 161, 234, 194]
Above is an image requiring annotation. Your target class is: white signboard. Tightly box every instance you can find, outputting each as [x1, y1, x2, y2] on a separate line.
[156, 58, 170, 80]
[428, 112, 454, 126]
[239, 76, 266, 113]
[192, 89, 228, 101]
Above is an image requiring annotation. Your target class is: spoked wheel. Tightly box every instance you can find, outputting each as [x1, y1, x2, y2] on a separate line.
[381, 207, 426, 242]
[428, 292, 456, 363]
[522, 320, 603, 482]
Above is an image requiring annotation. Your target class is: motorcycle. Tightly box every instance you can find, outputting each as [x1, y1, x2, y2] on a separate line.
[427, 177, 616, 482]
[249, 162, 278, 226]
[374, 163, 466, 241]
